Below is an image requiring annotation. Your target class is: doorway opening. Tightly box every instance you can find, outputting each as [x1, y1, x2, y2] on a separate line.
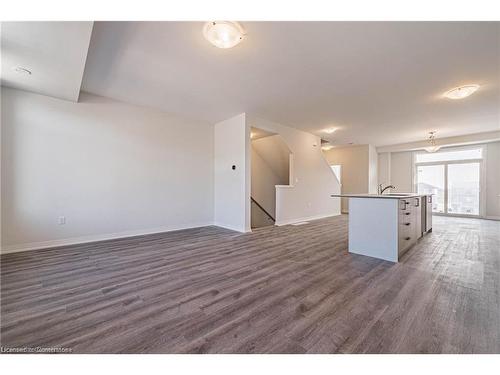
[250, 127, 291, 229]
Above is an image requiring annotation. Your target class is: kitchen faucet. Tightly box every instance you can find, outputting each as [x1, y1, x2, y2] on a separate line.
[378, 184, 396, 195]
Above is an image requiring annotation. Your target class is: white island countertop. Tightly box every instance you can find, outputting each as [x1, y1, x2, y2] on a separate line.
[330, 193, 429, 199]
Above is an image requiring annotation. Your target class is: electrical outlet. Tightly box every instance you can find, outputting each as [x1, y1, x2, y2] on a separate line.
[58, 216, 66, 225]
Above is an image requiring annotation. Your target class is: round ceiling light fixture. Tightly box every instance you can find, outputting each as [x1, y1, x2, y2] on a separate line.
[203, 21, 245, 49]
[443, 84, 479, 99]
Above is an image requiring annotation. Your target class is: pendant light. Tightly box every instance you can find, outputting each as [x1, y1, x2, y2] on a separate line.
[424, 131, 441, 153]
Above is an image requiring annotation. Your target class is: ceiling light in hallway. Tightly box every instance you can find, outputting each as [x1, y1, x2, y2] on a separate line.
[203, 21, 245, 49]
[443, 84, 480, 99]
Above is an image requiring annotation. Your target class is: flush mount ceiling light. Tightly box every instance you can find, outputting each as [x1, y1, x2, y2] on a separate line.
[203, 21, 245, 49]
[12, 66, 32, 75]
[443, 84, 479, 100]
[424, 131, 441, 153]
[323, 127, 336, 134]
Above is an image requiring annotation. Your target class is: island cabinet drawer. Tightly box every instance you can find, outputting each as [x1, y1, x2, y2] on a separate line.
[398, 200, 412, 227]
[398, 199, 417, 255]
[398, 224, 413, 254]
[398, 228, 415, 255]
[399, 199, 410, 211]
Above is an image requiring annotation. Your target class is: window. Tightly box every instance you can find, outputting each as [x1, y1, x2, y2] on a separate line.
[417, 165, 445, 213]
[414, 146, 483, 217]
[447, 163, 480, 215]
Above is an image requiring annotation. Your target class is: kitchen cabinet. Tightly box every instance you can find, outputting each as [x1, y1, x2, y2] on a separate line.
[424, 195, 433, 232]
[398, 198, 418, 256]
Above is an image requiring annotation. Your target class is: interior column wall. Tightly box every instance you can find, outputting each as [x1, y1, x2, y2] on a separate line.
[323, 144, 371, 213]
[214, 113, 251, 232]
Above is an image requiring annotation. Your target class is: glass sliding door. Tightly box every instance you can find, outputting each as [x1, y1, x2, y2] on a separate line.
[447, 163, 480, 215]
[416, 165, 445, 213]
[414, 146, 483, 217]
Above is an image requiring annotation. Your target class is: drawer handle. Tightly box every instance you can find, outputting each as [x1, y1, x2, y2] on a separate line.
[405, 223, 410, 226]
[405, 212, 410, 215]
[405, 237, 411, 241]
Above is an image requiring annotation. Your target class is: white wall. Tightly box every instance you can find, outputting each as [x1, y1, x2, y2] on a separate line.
[486, 142, 500, 219]
[0, 87, 2, 249]
[1, 87, 214, 252]
[252, 135, 290, 184]
[323, 144, 371, 212]
[249, 116, 340, 225]
[378, 151, 415, 193]
[214, 113, 251, 232]
[377, 152, 391, 187]
[389, 151, 414, 193]
[368, 145, 378, 194]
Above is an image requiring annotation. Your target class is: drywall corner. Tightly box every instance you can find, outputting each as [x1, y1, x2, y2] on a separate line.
[214, 113, 251, 233]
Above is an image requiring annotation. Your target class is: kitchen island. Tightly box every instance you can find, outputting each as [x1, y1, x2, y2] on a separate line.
[331, 194, 433, 262]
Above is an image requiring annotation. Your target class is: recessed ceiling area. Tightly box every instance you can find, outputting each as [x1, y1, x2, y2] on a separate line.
[1, 21, 94, 102]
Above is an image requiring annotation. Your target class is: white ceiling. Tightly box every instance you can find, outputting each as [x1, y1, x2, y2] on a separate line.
[2, 22, 498, 146]
[82, 22, 500, 146]
[1, 22, 93, 101]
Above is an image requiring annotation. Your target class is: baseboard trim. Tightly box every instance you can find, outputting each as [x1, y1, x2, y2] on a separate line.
[484, 216, 500, 221]
[275, 212, 341, 226]
[213, 222, 251, 233]
[1, 221, 215, 254]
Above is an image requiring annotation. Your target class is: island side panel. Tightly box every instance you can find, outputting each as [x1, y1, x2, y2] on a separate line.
[348, 198, 399, 262]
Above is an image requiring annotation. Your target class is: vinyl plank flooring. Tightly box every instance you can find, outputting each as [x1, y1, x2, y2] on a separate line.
[1, 215, 499, 353]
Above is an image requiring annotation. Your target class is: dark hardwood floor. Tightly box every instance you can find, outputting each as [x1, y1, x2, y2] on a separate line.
[1, 215, 499, 353]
